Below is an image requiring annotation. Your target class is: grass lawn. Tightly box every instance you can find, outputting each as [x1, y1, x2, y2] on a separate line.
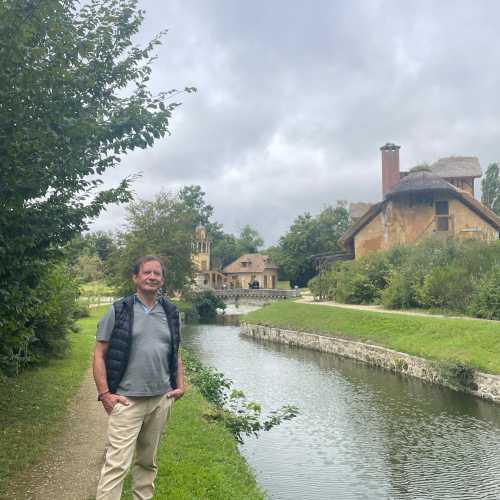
[277, 280, 290, 289]
[122, 387, 263, 500]
[0, 306, 106, 497]
[79, 280, 115, 296]
[244, 301, 500, 374]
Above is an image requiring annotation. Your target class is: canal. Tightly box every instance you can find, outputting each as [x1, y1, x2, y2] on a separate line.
[182, 313, 500, 500]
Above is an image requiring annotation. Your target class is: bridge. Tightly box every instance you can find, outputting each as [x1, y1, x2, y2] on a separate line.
[213, 288, 300, 303]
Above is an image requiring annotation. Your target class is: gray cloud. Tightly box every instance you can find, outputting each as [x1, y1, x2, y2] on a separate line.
[91, 0, 500, 244]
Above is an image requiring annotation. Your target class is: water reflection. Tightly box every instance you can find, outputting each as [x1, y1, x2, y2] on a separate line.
[183, 324, 500, 500]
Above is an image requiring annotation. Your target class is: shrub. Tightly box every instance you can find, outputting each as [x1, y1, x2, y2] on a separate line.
[0, 263, 80, 376]
[381, 270, 417, 309]
[335, 270, 377, 304]
[469, 265, 500, 320]
[416, 264, 473, 311]
[308, 270, 336, 301]
[191, 290, 226, 321]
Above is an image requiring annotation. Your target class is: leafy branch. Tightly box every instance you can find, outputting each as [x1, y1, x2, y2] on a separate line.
[183, 351, 299, 444]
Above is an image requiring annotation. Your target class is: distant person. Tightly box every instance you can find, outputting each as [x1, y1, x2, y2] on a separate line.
[93, 255, 184, 500]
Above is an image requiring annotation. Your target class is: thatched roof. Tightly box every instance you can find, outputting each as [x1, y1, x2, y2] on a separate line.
[349, 202, 374, 221]
[222, 254, 278, 274]
[430, 156, 481, 178]
[386, 170, 457, 198]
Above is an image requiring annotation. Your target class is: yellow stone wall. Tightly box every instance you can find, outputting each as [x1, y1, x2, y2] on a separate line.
[354, 195, 498, 258]
[227, 271, 278, 289]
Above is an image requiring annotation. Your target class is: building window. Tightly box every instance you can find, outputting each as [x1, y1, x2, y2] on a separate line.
[435, 200, 449, 231]
[435, 201, 449, 215]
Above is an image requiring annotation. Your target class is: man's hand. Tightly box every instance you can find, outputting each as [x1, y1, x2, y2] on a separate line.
[100, 392, 130, 415]
[166, 388, 185, 400]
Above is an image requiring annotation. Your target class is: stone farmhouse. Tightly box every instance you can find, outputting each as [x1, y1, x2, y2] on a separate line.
[192, 225, 279, 289]
[338, 143, 500, 260]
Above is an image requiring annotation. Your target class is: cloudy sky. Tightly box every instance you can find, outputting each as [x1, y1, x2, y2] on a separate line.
[91, 0, 500, 245]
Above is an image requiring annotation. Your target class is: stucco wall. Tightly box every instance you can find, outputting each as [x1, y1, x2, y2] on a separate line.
[354, 194, 498, 258]
[450, 198, 498, 241]
[228, 270, 278, 289]
[241, 324, 500, 404]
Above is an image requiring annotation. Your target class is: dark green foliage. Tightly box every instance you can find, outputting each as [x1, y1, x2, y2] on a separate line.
[0, 0, 189, 374]
[183, 351, 299, 443]
[191, 290, 226, 321]
[311, 238, 500, 318]
[211, 225, 265, 270]
[273, 203, 350, 287]
[470, 265, 500, 319]
[0, 263, 80, 375]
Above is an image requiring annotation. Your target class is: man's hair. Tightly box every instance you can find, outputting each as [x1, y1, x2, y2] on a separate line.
[132, 255, 165, 277]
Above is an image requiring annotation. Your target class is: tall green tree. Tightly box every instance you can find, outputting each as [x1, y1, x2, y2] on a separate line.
[481, 163, 500, 215]
[0, 0, 191, 374]
[211, 234, 242, 269]
[274, 203, 349, 287]
[237, 225, 264, 254]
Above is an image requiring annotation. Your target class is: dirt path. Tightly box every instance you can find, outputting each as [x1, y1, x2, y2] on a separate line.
[18, 366, 107, 500]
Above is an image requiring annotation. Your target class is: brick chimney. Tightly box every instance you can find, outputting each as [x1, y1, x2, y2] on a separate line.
[380, 142, 401, 197]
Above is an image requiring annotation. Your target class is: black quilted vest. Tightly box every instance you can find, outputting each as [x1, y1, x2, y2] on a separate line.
[105, 295, 181, 393]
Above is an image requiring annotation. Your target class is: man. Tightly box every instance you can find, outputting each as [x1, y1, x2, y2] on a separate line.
[93, 255, 185, 500]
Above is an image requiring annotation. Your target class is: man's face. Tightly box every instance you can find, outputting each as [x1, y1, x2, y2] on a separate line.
[133, 260, 165, 294]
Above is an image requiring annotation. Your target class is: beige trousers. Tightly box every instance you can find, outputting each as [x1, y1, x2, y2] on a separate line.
[96, 394, 174, 500]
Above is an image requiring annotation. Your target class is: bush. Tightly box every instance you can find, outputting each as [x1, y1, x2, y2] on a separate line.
[381, 270, 417, 309]
[416, 264, 473, 311]
[335, 269, 377, 304]
[0, 263, 80, 376]
[469, 265, 500, 320]
[191, 290, 226, 321]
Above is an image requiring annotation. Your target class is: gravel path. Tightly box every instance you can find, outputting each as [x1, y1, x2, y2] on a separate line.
[17, 366, 107, 500]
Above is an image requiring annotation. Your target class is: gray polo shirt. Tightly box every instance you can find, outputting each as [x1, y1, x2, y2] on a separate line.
[96, 296, 173, 396]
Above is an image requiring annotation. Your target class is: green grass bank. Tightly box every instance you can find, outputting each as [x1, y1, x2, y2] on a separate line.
[243, 301, 500, 374]
[0, 307, 262, 499]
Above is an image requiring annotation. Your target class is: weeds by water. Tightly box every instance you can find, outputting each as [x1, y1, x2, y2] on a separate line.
[183, 350, 299, 443]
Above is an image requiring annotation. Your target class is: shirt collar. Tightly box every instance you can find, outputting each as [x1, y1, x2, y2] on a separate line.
[134, 294, 159, 314]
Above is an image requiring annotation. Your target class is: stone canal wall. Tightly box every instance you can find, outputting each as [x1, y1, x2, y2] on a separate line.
[241, 323, 500, 404]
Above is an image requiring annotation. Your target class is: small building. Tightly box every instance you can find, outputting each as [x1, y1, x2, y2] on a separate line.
[339, 144, 500, 259]
[192, 225, 224, 289]
[222, 254, 279, 289]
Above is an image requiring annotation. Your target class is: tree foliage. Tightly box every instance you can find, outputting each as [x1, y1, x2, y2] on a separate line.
[481, 162, 500, 215]
[211, 225, 264, 269]
[0, 0, 190, 375]
[272, 203, 349, 287]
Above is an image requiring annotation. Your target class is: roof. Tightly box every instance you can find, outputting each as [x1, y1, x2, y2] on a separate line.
[386, 170, 457, 198]
[222, 254, 279, 274]
[349, 202, 374, 221]
[430, 156, 481, 179]
[338, 201, 384, 248]
[457, 192, 500, 230]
